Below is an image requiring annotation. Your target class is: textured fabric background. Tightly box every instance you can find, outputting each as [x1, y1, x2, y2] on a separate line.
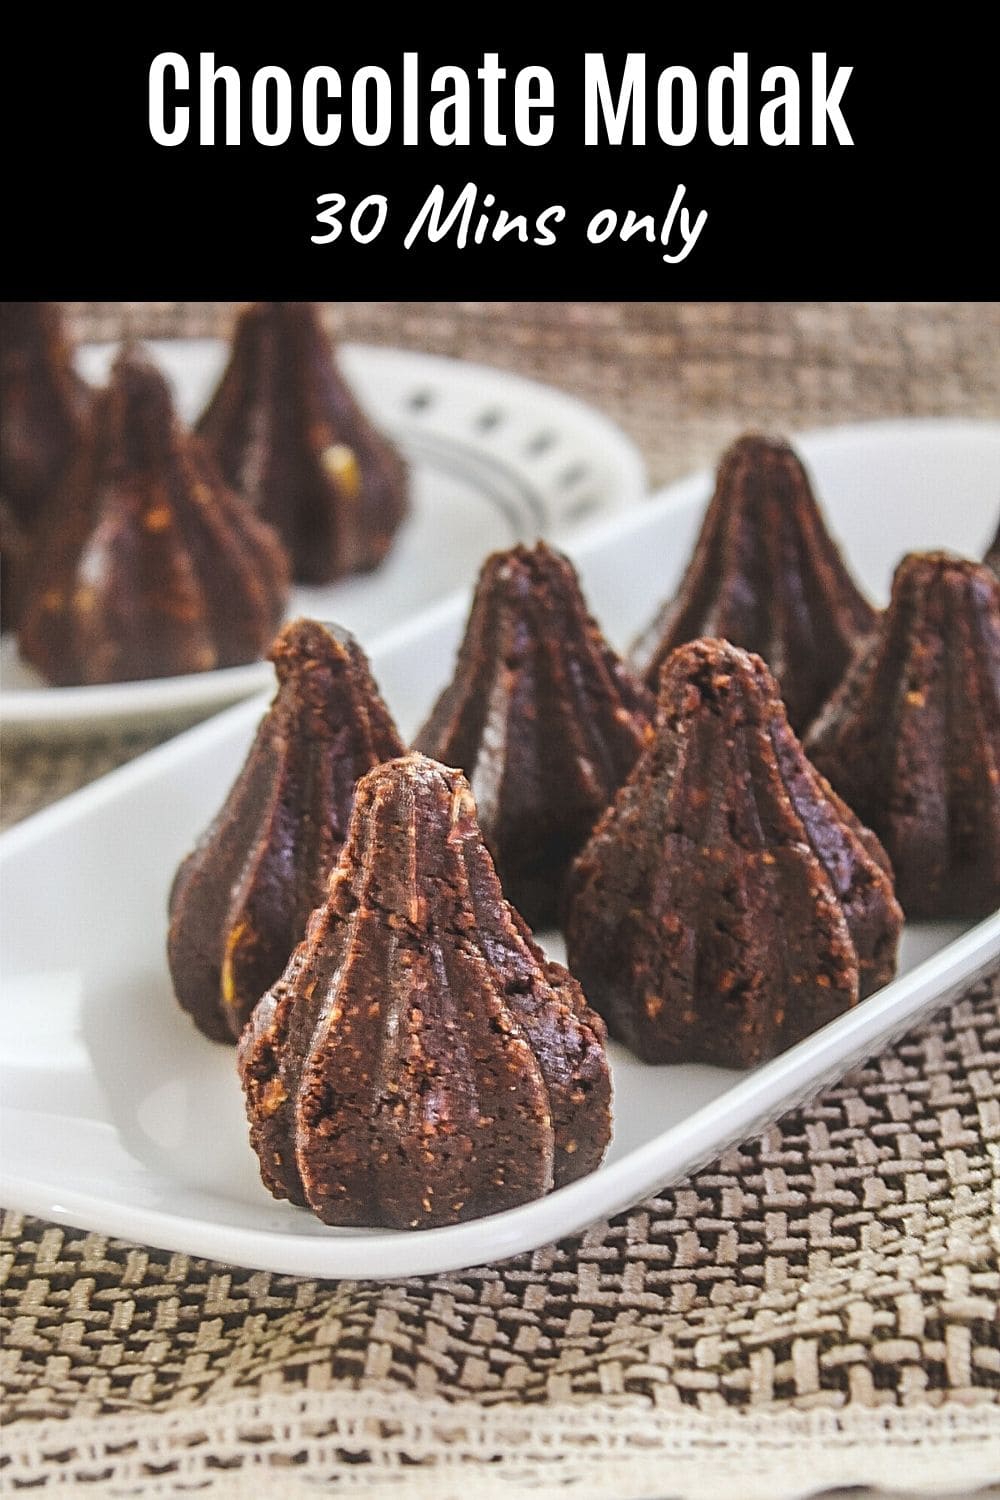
[1, 302, 998, 1495]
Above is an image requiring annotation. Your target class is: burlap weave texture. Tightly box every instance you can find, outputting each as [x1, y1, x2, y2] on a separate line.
[3, 972, 997, 1436]
[2, 301, 998, 1494]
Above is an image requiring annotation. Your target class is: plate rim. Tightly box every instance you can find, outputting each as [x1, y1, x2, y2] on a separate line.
[2, 911, 997, 1278]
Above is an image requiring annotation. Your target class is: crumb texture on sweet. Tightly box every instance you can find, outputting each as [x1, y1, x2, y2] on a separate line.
[168, 619, 405, 1042]
[565, 638, 903, 1068]
[416, 540, 653, 928]
[238, 754, 612, 1230]
[632, 433, 876, 732]
[806, 552, 1000, 918]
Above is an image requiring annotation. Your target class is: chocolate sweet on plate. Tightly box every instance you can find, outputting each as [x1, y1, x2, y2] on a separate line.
[0, 301, 91, 534]
[197, 301, 410, 584]
[0, 499, 30, 632]
[632, 434, 877, 732]
[168, 619, 405, 1043]
[806, 552, 1000, 919]
[415, 541, 654, 929]
[564, 639, 903, 1068]
[17, 343, 289, 686]
[238, 754, 612, 1229]
[985, 515, 1000, 577]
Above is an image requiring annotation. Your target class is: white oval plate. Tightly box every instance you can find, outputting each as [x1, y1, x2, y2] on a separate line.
[0, 340, 646, 737]
[1, 419, 998, 1278]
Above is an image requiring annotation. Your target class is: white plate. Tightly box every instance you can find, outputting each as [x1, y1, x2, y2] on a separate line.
[1, 418, 998, 1279]
[0, 340, 646, 737]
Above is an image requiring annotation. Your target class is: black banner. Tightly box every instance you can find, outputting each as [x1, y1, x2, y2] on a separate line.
[7, 31, 994, 298]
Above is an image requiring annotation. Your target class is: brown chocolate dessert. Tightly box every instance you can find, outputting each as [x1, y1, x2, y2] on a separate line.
[415, 541, 654, 929]
[565, 639, 903, 1068]
[985, 515, 1000, 577]
[17, 344, 289, 685]
[168, 619, 405, 1043]
[632, 434, 877, 732]
[238, 754, 612, 1229]
[197, 302, 409, 584]
[0, 302, 91, 534]
[806, 552, 1000, 919]
[0, 500, 30, 632]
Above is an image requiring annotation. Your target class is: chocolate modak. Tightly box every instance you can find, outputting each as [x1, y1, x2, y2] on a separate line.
[238, 754, 612, 1229]
[806, 552, 1000, 918]
[985, 515, 1000, 577]
[197, 301, 409, 584]
[632, 434, 877, 732]
[415, 541, 653, 928]
[168, 619, 405, 1042]
[565, 639, 903, 1068]
[0, 301, 91, 534]
[17, 344, 289, 685]
[0, 500, 30, 632]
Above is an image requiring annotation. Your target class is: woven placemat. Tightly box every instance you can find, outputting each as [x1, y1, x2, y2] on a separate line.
[2, 969, 998, 1494]
[2, 302, 998, 1496]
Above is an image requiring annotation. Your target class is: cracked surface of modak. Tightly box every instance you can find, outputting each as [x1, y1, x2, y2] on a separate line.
[238, 754, 612, 1229]
[169, 619, 405, 1043]
[1, 301, 91, 534]
[17, 344, 289, 685]
[197, 301, 409, 584]
[632, 434, 877, 732]
[806, 552, 1000, 918]
[565, 639, 903, 1068]
[415, 541, 653, 929]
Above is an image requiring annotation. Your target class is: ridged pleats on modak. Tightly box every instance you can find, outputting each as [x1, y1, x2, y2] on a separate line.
[806, 552, 1000, 918]
[0, 301, 91, 533]
[197, 301, 409, 583]
[168, 619, 405, 1042]
[238, 754, 612, 1229]
[415, 541, 653, 928]
[565, 639, 903, 1067]
[17, 344, 289, 685]
[632, 434, 876, 732]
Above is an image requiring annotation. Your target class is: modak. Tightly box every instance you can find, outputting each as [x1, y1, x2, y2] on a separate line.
[197, 301, 409, 584]
[415, 540, 653, 928]
[806, 552, 1000, 918]
[238, 754, 612, 1228]
[565, 639, 903, 1067]
[168, 619, 405, 1042]
[632, 434, 877, 732]
[0, 301, 91, 533]
[18, 344, 289, 685]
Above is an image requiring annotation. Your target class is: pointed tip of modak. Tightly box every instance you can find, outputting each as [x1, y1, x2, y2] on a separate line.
[712, 431, 817, 496]
[417, 538, 653, 927]
[356, 751, 477, 820]
[477, 537, 569, 587]
[656, 636, 782, 716]
[633, 431, 876, 730]
[724, 430, 799, 462]
[893, 547, 999, 597]
[269, 616, 362, 674]
[103, 341, 179, 454]
[109, 337, 171, 387]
